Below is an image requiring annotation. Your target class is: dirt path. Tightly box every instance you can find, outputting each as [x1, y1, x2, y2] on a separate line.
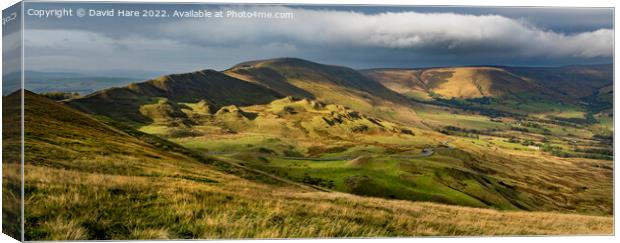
[391, 148, 434, 159]
[207, 143, 445, 161]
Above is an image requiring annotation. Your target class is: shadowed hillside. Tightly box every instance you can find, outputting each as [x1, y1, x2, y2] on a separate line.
[506, 65, 613, 98]
[65, 70, 283, 125]
[228, 58, 407, 103]
[225, 58, 421, 124]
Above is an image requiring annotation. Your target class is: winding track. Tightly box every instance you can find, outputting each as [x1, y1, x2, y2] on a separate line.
[206, 142, 446, 161]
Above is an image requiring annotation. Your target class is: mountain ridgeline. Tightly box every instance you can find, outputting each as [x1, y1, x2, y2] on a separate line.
[65, 59, 612, 128]
[226, 58, 410, 104]
[66, 69, 283, 124]
[65, 58, 427, 126]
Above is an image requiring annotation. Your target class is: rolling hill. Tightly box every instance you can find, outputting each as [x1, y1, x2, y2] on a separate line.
[65, 69, 283, 125]
[227, 58, 407, 103]
[506, 65, 613, 98]
[357, 69, 432, 101]
[10, 91, 612, 240]
[224, 58, 421, 125]
[138, 95, 415, 140]
[362, 65, 613, 122]
[362, 65, 612, 102]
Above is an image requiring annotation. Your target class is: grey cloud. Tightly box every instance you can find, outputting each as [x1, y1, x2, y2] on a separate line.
[3, 31, 22, 75]
[156, 7, 612, 59]
[21, 5, 613, 73]
[23, 29, 303, 73]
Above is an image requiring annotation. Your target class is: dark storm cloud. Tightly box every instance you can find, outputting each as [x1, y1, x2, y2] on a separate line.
[22, 2, 613, 74]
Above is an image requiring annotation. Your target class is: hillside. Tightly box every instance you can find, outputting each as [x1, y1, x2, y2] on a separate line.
[65, 69, 282, 124]
[5, 91, 613, 240]
[225, 58, 421, 124]
[363, 67, 563, 100]
[363, 65, 613, 123]
[228, 58, 405, 102]
[138, 96, 415, 140]
[506, 65, 613, 98]
[363, 65, 612, 102]
[2, 91, 22, 239]
[359, 69, 431, 100]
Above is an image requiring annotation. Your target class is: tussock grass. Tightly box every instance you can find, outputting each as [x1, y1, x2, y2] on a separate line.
[20, 163, 612, 240]
[42, 217, 88, 240]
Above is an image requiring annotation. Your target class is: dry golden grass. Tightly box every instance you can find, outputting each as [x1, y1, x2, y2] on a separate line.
[443, 135, 613, 214]
[400, 66, 544, 100]
[19, 162, 613, 240]
[42, 217, 88, 240]
[361, 69, 432, 100]
[345, 156, 372, 168]
[429, 67, 499, 98]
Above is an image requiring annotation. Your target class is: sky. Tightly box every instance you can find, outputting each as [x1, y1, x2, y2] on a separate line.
[15, 2, 614, 77]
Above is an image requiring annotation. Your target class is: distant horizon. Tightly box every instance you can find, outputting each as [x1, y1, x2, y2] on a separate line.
[4, 57, 611, 96]
[18, 58, 614, 80]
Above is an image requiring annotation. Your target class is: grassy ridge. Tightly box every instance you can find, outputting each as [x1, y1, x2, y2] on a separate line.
[225, 58, 421, 125]
[65, 69, 282, 125]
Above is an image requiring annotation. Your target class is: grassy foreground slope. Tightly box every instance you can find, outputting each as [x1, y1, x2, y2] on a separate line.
[9, 91, 612, 240]
[2, 91, 22, 239]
